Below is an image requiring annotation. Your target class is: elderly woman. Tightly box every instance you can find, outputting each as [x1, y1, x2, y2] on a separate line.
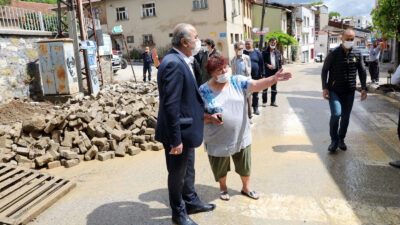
[200, 54, 291, 201]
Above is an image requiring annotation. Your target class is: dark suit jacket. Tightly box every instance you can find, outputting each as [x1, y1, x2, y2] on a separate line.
[262, 47, 282, 77]
[156, 49, 204, 149]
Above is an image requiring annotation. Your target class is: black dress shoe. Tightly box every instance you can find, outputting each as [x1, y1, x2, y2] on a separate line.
[270, 102, 278, 107]
[389, 160, 400, 168]
[253, 108, 260, 115]
[172, 215, 197, 225]
[338, 139, 347, 151]
[186, 203, 216, 215]
[328, 141, 338, 153]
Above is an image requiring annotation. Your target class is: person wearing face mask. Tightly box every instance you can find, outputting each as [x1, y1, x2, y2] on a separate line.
[199, 54, 292, 201]
[142, 46, 153, 82]
[156, 23, 215, 225]
[368, 41, 382, 84]
[243, 39, 265, 115]
[321, 29, 367, 153]
[262, 38, 282, 107]
[200, 39, 221, 85]
[231, 41, 252, 118]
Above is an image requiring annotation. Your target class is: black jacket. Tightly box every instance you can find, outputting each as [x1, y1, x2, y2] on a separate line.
[156, 49, 204, 148]
[262, 47, 282, 77]
[321, 45, 367, 93]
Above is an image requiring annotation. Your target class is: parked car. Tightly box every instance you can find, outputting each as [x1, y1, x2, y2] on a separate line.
[315, 53, 325, 62]
[354, 46, 370, 66]
[112, 50, 122, 73]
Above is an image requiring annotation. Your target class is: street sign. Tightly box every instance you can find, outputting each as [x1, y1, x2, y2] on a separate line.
[112, 25, 123, 34]
[220, 33, 227, 38]
[256, 30, 269, 35]
[253, 27, 269, 33]
[210, 32, 217, 37]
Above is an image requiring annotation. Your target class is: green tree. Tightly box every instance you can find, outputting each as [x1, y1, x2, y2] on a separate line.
[264, 30, 298, 62]
[329, 11, 341, 19]
[372, 0, 400, 65]
[311, 1, 324, 6]
[0, 0, 11, 6]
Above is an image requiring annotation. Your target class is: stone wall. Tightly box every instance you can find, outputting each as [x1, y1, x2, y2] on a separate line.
[0, 34, 52, 104]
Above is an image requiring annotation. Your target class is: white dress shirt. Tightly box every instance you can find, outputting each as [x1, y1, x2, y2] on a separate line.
[270, 52, 276, 68]
[173, 48, 195, 78]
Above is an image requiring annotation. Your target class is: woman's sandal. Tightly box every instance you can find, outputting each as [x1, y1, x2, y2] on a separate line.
[241, 190, 259, 200]
[220, 191, 230, 201]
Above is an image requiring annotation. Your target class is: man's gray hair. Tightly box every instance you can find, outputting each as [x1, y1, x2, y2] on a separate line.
[234, 41, 245, 49]
[171, 23, 193, 47]
[245, 38, 253, 43]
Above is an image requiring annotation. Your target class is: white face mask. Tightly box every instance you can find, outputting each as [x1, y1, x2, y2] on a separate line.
[191, 39, 201, 56]
[201, 46, 208, 52]
[216, 73, 230, 83]
[237, 50, 243, 56]
[343, 41, 354, 49]
[270, 45, 276, 49]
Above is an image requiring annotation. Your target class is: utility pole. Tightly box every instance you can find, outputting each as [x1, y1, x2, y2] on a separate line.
[66, 0, 84, 93]
[259, 0, 267, 49]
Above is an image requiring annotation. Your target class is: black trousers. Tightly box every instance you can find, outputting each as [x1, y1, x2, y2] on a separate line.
[164, 145, 201, 218]
[369, 61, 379, 82]
[398, 111, 400, 141]
[262, 72, 278, 104]
[143, 64, 152, 81]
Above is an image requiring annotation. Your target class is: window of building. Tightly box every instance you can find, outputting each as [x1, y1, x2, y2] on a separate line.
[231, 33, 234, 44]
[127, 36, 134, 43]
[116, 7, 128, 21]
[169, 33, 173, 37]
[193, 0, 208, 10]
[303, 16, 306, 27]
[141, 3, 156, 18]
[143, 34, 153, 45]
[235, 33, 239, 42]
[307, 18, 310, 27]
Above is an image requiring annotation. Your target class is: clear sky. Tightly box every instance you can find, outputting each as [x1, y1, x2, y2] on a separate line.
[270, 0, 375, 17]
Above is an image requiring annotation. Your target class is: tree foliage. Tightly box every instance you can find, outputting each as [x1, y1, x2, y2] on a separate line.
[372, 0, 400, 39]
[329, 11, 341, 19]
[21, 0, 57, 3]
[311, 1, 324, 6]
[0, 0, 11, 6]
[264, 30, 298, 47]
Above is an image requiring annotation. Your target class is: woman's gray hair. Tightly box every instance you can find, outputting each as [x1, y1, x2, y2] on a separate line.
[234, 41, 244, 49]
[171, 23, 192, 47]
[245, 38, 253, 43]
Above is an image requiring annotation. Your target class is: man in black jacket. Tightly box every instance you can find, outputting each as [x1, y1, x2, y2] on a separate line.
[156, 24, 215, 225]
[321, 29, 367, 153]
[262, 38, 282, 107]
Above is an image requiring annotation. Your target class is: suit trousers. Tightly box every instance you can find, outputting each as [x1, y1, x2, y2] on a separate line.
[164, 145, 201, 217]
[262, 72, 278, 104]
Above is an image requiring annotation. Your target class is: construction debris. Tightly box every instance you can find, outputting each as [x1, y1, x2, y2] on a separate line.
[0, 81, 163, 169]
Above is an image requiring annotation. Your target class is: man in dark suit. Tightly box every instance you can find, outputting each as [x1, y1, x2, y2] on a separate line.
[156, 23, 216, 225]
[262, 38, 282, 107]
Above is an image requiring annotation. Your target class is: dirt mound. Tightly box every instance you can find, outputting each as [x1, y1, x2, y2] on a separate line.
[0, 100, 53, 125]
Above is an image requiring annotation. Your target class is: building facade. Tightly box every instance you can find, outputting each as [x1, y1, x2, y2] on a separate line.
[296, 6, 315, 63]
[103, 0, 253, 59]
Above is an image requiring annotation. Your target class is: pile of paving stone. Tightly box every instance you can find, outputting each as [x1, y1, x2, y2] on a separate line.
[0, 81, 163, 169]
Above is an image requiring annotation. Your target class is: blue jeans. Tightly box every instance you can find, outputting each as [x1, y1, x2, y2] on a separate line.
[329, 91, 355, 142]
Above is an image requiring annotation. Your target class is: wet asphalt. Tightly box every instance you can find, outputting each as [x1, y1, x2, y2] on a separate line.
[30, 62, 400, 225]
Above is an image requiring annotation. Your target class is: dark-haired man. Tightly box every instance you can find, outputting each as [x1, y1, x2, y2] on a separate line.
[200, 39, 220, 84]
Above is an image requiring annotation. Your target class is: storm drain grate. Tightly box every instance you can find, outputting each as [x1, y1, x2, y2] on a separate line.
[0, 164, 75, 225]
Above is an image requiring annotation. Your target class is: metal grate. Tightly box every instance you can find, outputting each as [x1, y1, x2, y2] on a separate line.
[0, 164, 75, 225]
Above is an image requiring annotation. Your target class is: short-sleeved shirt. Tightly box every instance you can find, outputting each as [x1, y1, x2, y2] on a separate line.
[199, 75, 252, 157]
